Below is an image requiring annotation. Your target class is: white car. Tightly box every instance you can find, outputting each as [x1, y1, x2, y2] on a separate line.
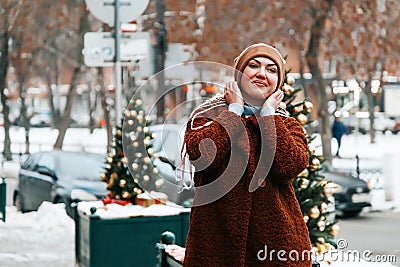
[149, 124, 195, 206]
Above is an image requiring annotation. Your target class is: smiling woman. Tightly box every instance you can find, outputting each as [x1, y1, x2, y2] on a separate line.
[182, 43, 311, 267]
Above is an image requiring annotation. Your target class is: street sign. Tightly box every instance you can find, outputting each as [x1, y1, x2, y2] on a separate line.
[85, 0, 150, 26]
[84, 32, 150, 67]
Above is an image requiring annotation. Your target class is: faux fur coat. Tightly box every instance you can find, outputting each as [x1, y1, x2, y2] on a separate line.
[182, 97, 312, 267]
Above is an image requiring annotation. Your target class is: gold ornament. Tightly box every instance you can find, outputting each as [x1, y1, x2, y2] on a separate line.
[143, 157, 151, 164]
[317, 244, 327, 254]
[294, 106, 302, 113]
[143, 175, 150, 181]
[130, 135, 137, 141]
[130, 110, 137, 117]
[147, 148, 154, 154]
[116, 130, 122, 137]
[128, 120, 134, 126]
[297, 168, 309, 177]
[143, 127, 149, 133]
[134, 188, 142, 194]
[310, 158, 320, 170]
[329, 224, 340, 236]
[153, 168, 159, 174]
[282, 84, 294, 95]
[119, 179, 127, 187]
[122, 157, 128, 165]
[133, 141, 139, 147]
[122, 191, 131, 199]
[317, 237, 325, 244]
[296, 113, 308, 125]
[299, 178, 309, 189]
[137, 126, 143, 133]
[135, 99, 143, 106]
[317, 220, 326, 231]
[144, 139, 150, 146]
[309, 206, 320, 219]
[134, 178, 139, 183]
[303, 215, 309, 223]
[101, 173, 107, 181]
[107, 157, 113, 163]
[286, 75, 295, 86]
[132, 163, 139, 170]
[303, 101, 313, 113]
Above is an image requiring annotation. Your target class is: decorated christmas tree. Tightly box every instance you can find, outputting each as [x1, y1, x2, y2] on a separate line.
[282, 72, 340, 254]
[101, 98, 162, 205]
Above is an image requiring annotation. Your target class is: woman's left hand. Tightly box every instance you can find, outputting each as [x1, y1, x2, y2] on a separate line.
[262, 89, 284, 111]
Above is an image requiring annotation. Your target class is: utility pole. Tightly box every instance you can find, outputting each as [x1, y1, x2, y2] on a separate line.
[155, 0, 167, 123]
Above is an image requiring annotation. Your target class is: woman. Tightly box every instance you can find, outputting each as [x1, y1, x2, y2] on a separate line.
[182, 43, 311, 266]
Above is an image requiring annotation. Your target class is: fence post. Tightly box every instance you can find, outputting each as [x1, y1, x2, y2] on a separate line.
[0, 177, 6, 222]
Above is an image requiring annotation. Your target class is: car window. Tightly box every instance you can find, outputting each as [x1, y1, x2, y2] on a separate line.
[56, 153, 105, 180]
[35, 152, 56, 171]
[21, 153, 40, 170]
[162, 131, 179, 162]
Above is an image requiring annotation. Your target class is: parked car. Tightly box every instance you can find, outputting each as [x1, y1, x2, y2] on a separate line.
[13, 150, 107, 218]
[321, 164, 371, 217]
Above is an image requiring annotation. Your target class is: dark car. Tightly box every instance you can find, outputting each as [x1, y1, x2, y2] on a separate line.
[321, 165, 371, 217]
[13, 150, 107, 218]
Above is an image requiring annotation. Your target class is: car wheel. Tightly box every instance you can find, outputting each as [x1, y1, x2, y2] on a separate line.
[14, 193, 25, 213]
[342, 210, 362, 217]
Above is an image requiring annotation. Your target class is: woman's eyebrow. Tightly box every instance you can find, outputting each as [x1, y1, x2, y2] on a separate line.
[251, 58, 277, 67]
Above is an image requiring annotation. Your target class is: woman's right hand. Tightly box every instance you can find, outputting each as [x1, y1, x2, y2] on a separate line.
[224, 81, 244, 106]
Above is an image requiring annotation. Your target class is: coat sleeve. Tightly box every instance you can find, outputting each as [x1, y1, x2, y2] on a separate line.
[257, 115, 309, 185]
[184, 109, 249, 173]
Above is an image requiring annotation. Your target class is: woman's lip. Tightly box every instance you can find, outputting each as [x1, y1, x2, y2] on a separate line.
[252, 81, 268, 87]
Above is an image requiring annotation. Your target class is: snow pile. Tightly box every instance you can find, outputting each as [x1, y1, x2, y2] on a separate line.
[0, 202, 75, 267]
[77, 200, 190, 219]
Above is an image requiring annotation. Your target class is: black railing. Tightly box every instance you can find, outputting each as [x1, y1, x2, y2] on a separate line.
[0, 177, 6, 222]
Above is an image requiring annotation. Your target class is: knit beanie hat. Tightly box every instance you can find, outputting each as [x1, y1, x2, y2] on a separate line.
[233, 43, 286, 90]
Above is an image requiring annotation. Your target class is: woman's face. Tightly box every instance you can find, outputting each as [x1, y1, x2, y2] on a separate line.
[240, 57, 279, 106]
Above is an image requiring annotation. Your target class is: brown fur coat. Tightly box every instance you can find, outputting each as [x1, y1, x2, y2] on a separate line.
[182, 97, 312, 267]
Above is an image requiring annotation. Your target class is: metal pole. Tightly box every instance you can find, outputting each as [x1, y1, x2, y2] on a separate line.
[155, 0, 166, 123]
[114, 0, 122, 124]
[0, 177, 6, 222]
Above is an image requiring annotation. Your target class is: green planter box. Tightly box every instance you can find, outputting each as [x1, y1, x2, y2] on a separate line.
[75, 206, 190, 267]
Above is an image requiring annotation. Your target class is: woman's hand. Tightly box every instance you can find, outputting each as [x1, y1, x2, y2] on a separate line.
[224, 81, 243, 106]
[262, 89, 284, 111]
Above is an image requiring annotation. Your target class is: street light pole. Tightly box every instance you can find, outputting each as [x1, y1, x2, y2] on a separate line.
[114, 0, 122, 124]
[155, 0, 167, 123]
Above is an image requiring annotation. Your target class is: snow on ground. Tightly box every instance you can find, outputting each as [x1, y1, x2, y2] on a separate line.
[0, 203, 74, 267]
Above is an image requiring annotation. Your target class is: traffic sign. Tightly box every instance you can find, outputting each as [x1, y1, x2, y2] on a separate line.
[85, 0, 150, 26]
[84, 32, 150, 67]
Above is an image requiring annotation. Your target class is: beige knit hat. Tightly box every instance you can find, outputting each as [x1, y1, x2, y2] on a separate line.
[233, 43, 286, 90]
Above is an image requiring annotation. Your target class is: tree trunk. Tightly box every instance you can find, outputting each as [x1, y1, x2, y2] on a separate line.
[17, 72, 31, 154]
[305, 0, 334, 164]
[0, 28, 12, 161]
[53, 9, 90, 149]
[364, 80, 376, 143]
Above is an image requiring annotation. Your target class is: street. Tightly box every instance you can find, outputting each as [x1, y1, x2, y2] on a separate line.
[336, 210, 400, 266]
